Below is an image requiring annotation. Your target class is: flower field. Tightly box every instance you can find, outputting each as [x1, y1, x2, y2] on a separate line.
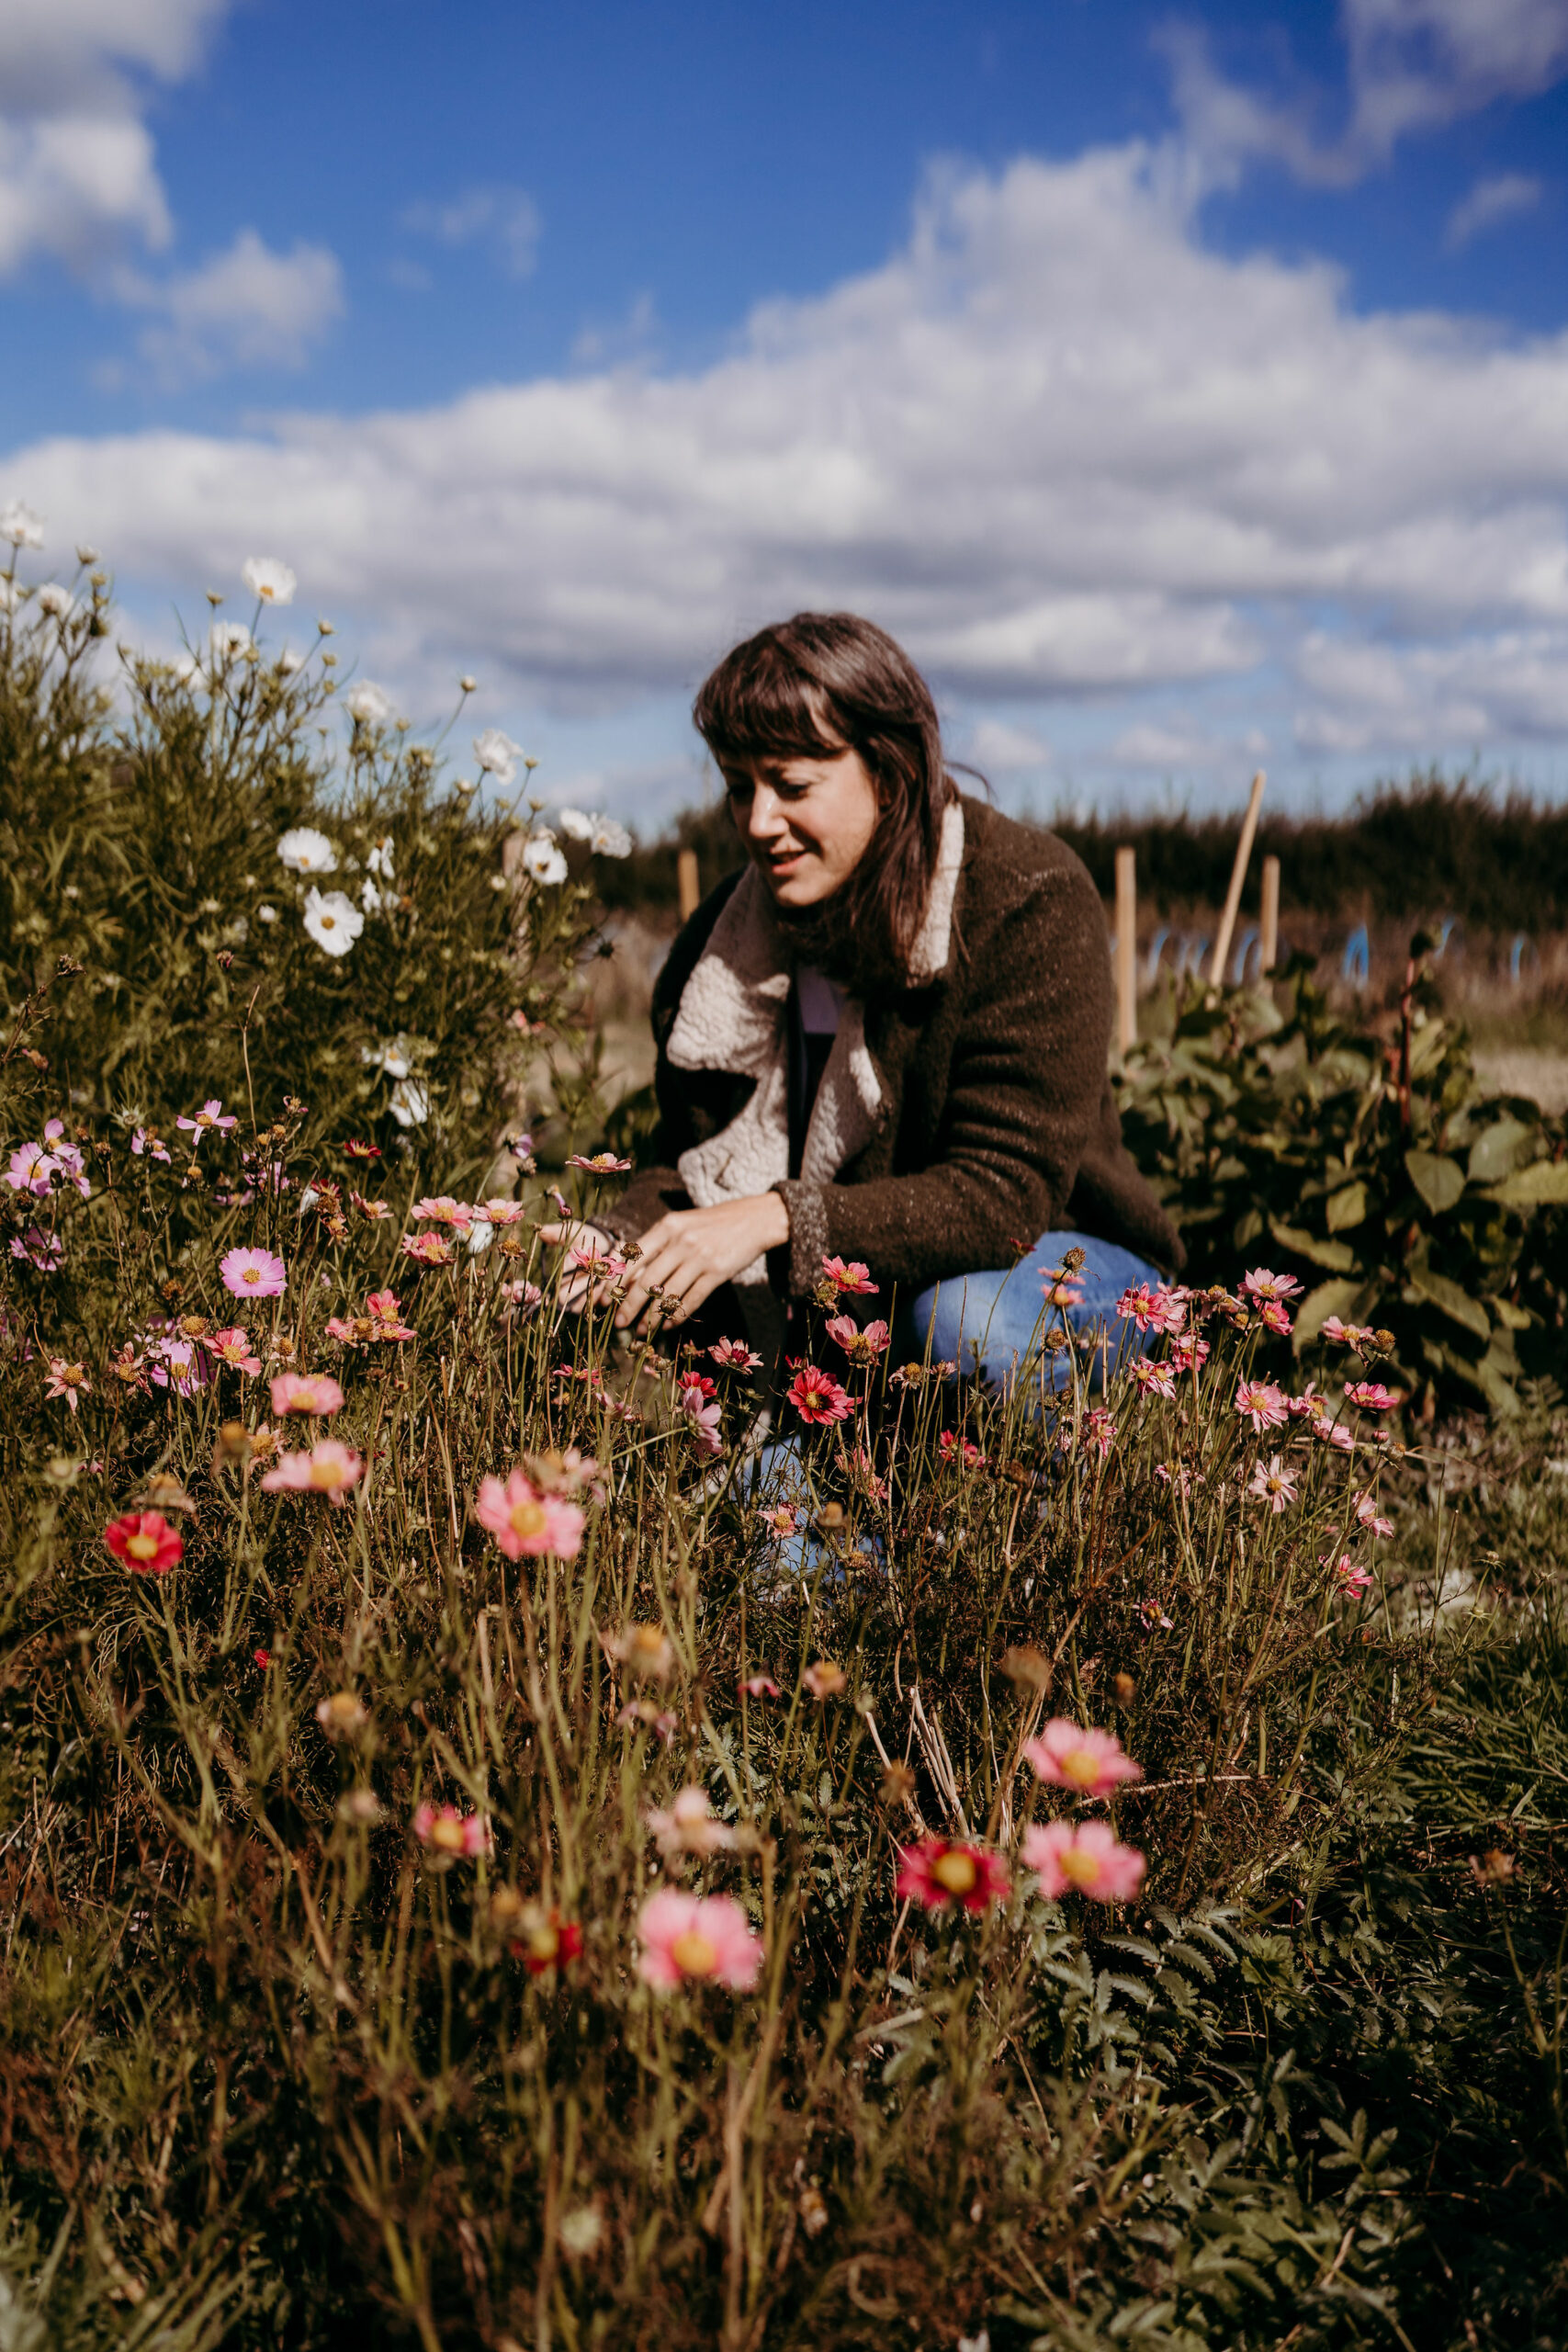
[2, 528, 1567, 2350]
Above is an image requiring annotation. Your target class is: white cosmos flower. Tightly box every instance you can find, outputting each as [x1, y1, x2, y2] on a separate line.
[276, 826, 338, 875]
[0, 502, 44, 549]
[242, 556, 297, 605]
[302, 887, 365, 958]
[75, 544, 99, 566]
[389, 1078, 430, 1128]
[466, 1217, 495, 1256]
[257, 903, 279, 922]
[173, 652, 200, 684]
[473, 728, 522, 782]
[522, 835, 569, 886]
[362, 1035, 413, 1080]
[209, 621, 252, 662]
[366, 835, 395, 877]
[360, 877, 384, 914]
[557, 807, 593, 842]
[34, 583, 73, 620]
[591, 816, 633, 857]
[345, 681, 393, 726]
[276, 649, 304, 674]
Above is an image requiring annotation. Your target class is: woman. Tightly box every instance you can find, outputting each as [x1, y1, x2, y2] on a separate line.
[561, 612, 1179, 1387]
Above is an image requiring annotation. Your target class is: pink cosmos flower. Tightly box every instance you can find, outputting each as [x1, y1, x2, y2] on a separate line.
[1022, 1818, 1145, 1904]
[1242, 1268, 1303, 1308]
[1128, 1356, 1176, 1399]
[567, 1236, 626, 1279]
[566, 1151, 633, 1173]
[44, 1357, 89, 1410]
[1169, 1331, 1211, 1374]
[412, 1804, 491, 1858]
[786, 1362, 853, 1425]
[474, 1467, 585, 1559]
[1155, 1460, 1194, 1497]
[740, 1672, 782, 1699]
[220, 1246, 287, 1299]
[401, 1232, 454, 1266]
[1287, 1385, 1329, 1425]
[176, 1098, 238, 1145]
[6, 1142, 56, 1194]
[1043, 1275, 1086, 1310]
[1316, 1419, 1357, 1453]
[42, 1127, 90, 1200]
[762, 1505, 798, 1537]
[1023, 1720, 1142, 1798]
[1334, 1555, 1373, 1595]
[676, 1382, 724, 1456]
[1354, 1489, 1394, 1538]
[270, 1372, 344, 1417]
[1258, 1299, 1293, 1337]
[412, 1195, 476, 1230]
[1322, 1317, 1378, 1351]
[130, 1127, 172, 1163]
[825, 1314, 892, 1363]
[1117, 1282, 1189, 1334]
[644, 1785, 736, 1858]
[939, 1429, 987, 1467]
[11, 1227, 64, 1272]
[1235, 1378, 1288, 1433]
[260, 1441, 363, 1503]
[821, 1255, 878, 1295]
[710, 1337, 764, 1372]
[207, 1327, 261, 1374]
[1249, 1454, 1298, 1512]
[478, 1198, 528, 1225]
[896, 1838, 1010, 1915]
[499, 1279, 544, 1317]
[637, 1889, 762, 1990]
[1079, 1408, 1117, 1461]
[1345, 1381, 1401, 1411]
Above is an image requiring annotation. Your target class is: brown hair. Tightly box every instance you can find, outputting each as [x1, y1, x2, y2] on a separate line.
[692, 612, 957, 993]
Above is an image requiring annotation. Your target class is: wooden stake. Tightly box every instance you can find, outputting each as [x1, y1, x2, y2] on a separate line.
[1114, 844, 1137, 1057]
[676, 847, 701, 923]
[1259, 854, 1280, 975]
[1209, 771, 1266, 988]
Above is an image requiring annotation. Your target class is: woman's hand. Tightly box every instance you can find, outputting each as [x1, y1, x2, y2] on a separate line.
[535, 1219, 618, 1310]
[599, 1194, 790, 1330]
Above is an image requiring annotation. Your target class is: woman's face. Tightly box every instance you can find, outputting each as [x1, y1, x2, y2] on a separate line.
[723, 746, 881, 909]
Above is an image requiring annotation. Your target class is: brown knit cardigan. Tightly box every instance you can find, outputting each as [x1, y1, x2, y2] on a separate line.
[605, 795, 1180, 1323]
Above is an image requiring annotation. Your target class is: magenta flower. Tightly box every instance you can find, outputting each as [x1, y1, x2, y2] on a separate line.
[1128, 1356, 1176, 1399]
[938, 1429, 987, 1467]
[1258, 1299, 1293, 1337]
[1334, 1555, 1373, 1595]
[474, 1467, 585, 1559]
[220, 1246, 287, 1299]
[825, 1314, 892, 1363]
[270, 1372, 344, 1417]
[637, 1889, 762, 1991]
[1248, 1453, 1298, 1512]
[820, 1255, 878, 1295]
[1022, 1720, 1142, 1798]
[896, 1837, 1010, 1915]
[785, 1362, 853, 1425]
[176, 1098, 238, 1145]
[1117, 1282, 1189, 1334]
[130, 1127, 171, 1163]
[1345, 1380, 1401, 1411]
[566, 1235, 625, 1278]
[413, 1803, 491, 1858]
[6, 1141, 57, 1195]
[1322, 1316, 1377, 1351]
[710, 1337, 764, 1372]
[43, 1357, 90, 1410]
[10, 1227, 64, 1272]
[676, 1383, 724, 1456]
[1235, 1378, 1288, 1433]
[1078, 1408, 1117, 1461]
[1241, 1268, 1303, 1308]
[260, 1441, 363, 1503]
[1354, 1489, 1394, 1538]
[1023, 1818, 1145, 1904]
[1169, 1331, 1210, 1374]
[206, 1327, 261, 1374]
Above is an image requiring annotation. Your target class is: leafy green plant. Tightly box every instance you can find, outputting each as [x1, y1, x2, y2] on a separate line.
[1117, 954, 1568, 1414]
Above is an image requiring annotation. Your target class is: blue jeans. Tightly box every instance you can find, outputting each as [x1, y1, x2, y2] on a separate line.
[890, 1230, 1165, 1395]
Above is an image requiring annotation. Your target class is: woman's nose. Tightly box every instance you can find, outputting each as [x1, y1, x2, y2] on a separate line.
[745, 783, 787, 842]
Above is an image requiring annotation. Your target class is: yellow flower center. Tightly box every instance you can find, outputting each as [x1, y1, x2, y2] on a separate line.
[527, 1924, 560, 1963]
[509, 1500, 547, 1539]
[671, 1930, 717, 1977]
[125, 1530, 159, 1562]
[431, 1817, 466, 1853]
[931, 1850, 978, 1896]
[242, 1268, 260, 1284]
[1058, 1846, 1102, 1889]
[1062, 1747, 1100, 1787]
[310, 1461, 343, 1489]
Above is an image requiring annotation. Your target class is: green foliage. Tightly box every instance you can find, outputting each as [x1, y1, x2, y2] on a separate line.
[0, 561, 602, 1175]
[1117, 958, 1568, 1414]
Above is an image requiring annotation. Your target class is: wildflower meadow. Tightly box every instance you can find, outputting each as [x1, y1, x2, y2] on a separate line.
[2, 517, 1567, 2351]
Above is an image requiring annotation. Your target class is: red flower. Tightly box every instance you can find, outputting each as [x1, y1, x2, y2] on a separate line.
[785, 1362, 853, 1425]
[512, 1905, 584, 1975]
[104, 1510, 184, 1576]
[343, 1138, 382, 1161]
[896, 1838, 1010, 1915]
[254, 1646, 272, 1668]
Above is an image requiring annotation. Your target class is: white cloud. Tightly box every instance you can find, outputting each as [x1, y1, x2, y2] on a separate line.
[114, 230, 344, 384]
[6, 142, 1568, 768]
[1295, 625, 1568, 751]
[400, 186, 541, 279]
[0, 0, 227, 276]
[1111, 720, 1270, 771]
[963, 718, 1053, 773]
[1445, 170, 1544, 249]
[1167, 0, 1568, 188]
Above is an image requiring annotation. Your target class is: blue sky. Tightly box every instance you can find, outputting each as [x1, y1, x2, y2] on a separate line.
[4, 0, 1568, 825]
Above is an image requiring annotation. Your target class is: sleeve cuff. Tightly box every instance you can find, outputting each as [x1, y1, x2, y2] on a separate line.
[771, 1180, 827, 1298]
